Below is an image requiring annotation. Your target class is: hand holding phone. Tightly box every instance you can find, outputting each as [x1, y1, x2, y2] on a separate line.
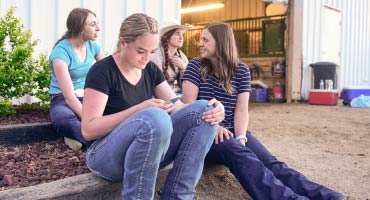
[165, 95, 182, 104]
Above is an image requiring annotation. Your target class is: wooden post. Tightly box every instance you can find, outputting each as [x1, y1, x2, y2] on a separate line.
[286, 0, 304, 102]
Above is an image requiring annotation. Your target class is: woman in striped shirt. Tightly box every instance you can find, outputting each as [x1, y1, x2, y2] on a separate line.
[181, 22, 345, 200]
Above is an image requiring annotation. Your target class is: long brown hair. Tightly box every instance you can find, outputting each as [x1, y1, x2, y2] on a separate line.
[201, 22, 239, 95]
[115, 13, 158, 53]
[54, 8, 96, 48]
[160, 29, 182, 80]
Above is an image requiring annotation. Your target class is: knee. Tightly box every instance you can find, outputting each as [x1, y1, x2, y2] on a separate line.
[141, 107, 171, 127]
[139, 108, 172, 140]
[187, 99, 212, 112]
[184, 100, 215, 125]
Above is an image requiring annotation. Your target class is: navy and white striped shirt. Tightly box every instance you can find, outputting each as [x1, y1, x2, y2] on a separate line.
[182, 58, 251, 130]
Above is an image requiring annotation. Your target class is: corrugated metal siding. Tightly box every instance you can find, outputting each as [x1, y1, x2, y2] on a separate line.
[301, 0, 370, 100]
[0, 0, 181, 56]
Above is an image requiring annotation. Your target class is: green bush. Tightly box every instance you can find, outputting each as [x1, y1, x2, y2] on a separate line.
[29, 53, 50, 112]
[0, 100, 16, 116]
[0, 6, 50, 115]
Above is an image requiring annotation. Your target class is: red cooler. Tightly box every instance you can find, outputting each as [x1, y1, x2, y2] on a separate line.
[309, 89, 339, 105]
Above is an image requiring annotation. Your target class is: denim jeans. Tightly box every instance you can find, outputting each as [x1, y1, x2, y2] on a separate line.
[86, 100, 217, 200]
[49, 95, 89, 145]
[205, 131, 345, 200]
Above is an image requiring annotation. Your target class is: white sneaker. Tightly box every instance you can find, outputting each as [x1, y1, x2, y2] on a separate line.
[64, 137, 82, 151]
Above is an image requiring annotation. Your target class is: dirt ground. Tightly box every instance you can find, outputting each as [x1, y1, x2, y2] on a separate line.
[192, 100, 370, 200]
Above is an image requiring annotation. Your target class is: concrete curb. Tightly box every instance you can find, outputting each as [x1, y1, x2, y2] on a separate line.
[0, 122, 60, 145]
[0, 165, 227, 200]
[0, 173, 122, 200]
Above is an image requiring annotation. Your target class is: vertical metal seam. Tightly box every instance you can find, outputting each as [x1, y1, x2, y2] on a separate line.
[101, 0, 106, 54]
[27, 0, 32, 30]
[317, 0, 323, 61]
[54, 0, 60, 45]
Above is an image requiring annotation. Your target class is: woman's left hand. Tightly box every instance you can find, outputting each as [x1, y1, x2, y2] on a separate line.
[202, 98, 225, 125]
[214, 126, 233, 144]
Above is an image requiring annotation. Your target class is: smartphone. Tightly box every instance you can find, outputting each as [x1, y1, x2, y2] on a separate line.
[165, 95, 182, 104]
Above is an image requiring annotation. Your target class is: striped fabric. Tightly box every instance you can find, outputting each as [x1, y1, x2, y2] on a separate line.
[182, 58, 251, 129]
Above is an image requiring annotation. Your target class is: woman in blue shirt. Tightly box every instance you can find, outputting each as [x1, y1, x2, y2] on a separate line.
[49, 8, 104, 150]
[182, 22, 346, 200]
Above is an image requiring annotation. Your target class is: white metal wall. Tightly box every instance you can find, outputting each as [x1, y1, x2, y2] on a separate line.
[301, 0, 370, 100]
[0, 0, 181, 56]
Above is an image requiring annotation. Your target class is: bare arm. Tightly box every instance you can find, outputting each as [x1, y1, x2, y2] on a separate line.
[154, 81, 176, 101]
[154, 81, 186, 112]
[234, 92, 250, 145]
[182, 80, 199, 103]
[81, 88, 172, 141]
[53, 59, 82, 117]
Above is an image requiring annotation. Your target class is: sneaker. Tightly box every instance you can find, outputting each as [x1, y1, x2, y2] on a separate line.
[64, 137, 82, 151]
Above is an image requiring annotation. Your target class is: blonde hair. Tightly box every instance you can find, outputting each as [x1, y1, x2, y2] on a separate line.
[201, 22, 239, 95]
[115, 13, 159, 52]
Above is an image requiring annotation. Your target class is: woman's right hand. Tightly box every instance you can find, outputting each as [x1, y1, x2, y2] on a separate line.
[170, 55, 186, 70]
[214, 126, 233, 144]
[140, 98, 174, 113]
[202, 98, 225, 125]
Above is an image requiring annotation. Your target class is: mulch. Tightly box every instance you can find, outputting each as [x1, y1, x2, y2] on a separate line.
[0, 138, 89, 191]
[0, 110, 90, 191]
[0, 110, 50, 125]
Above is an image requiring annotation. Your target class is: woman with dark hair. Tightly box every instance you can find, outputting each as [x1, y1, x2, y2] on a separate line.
[182, 22, 346, 200]
[49, 8, 104, 150]
[151, 19, 191, 93]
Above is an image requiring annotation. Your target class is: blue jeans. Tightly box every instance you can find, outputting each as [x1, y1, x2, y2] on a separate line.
[205, 131, 345, 200]
[86, 100, 217, 200]
[49, 95, 89, 145]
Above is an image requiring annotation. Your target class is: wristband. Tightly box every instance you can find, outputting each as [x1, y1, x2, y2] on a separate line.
[236, 135, 247, 141]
